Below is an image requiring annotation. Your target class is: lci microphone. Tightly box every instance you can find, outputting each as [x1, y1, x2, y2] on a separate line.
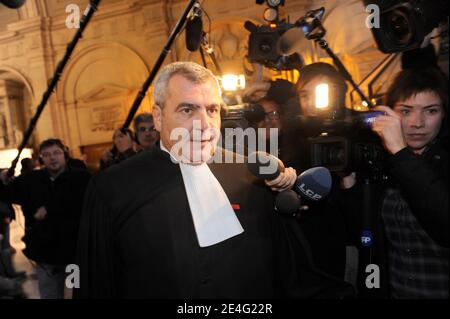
[275, 166, 332, 215]
[246, 151, 285, 181]
[295, 166, 332, 201]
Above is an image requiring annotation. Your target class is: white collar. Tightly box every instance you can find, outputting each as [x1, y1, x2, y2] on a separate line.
[160, 141, 244, 247]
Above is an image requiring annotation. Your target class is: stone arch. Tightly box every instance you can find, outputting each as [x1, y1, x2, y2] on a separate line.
[0, 66, 35, 149]
[56, 42, 150, 156]
[0, 66, 34, 100]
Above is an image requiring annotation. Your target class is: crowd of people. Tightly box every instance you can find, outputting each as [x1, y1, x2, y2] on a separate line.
[0, 44, 448, 299]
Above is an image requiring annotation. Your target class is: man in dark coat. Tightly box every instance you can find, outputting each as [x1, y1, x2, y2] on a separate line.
[0, 139, 91, 299]
[76, 62, 352, 299]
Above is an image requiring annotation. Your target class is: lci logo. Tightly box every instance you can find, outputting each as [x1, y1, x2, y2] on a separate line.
[361, 230, 373, 247]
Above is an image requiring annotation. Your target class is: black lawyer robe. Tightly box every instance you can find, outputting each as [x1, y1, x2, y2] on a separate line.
[75, 145, 351, 298]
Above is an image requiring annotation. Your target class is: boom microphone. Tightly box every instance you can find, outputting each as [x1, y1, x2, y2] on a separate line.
[277, 27, 304, 56]
[185, 5, 203, 52]
[278, 7, 326, 56]
[1, 0, 26, 8]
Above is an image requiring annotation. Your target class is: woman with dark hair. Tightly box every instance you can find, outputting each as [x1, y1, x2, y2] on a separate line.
[99, 128, 137, 170]
[340, 66, 449, 299]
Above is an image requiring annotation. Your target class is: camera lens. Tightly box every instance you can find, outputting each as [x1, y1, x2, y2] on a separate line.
[386, 9, 413, 45]
[321, 143, 344, 166]
[259, 39, 273, 53]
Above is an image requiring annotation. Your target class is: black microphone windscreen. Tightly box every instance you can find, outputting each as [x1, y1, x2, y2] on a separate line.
[186, 15, 203, 52]
[295, 167, 332, 201]
[278, 27, 304, 56]
[244, 20, 257, 33]
[1, 0, 25, 8]
[246, 151, 282, 180]
[275, 190, 301, 215]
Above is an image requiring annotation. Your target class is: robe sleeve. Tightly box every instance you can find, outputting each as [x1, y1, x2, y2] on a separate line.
[75, 176, 117, 298]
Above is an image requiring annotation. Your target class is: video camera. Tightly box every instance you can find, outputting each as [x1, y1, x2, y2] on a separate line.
[220, 103, 266, 130]
[244, 1, 303, 70]
[303, 110, 388, 180]
[366, 0, 449, 53]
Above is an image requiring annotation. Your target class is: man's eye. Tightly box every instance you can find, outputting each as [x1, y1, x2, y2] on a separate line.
[208, 108, 219, 115]
[426, 109, 438, 114]
[181, 108, 192, 114]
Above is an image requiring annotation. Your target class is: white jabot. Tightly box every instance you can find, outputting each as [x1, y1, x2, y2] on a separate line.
[160, 142, 244, 247]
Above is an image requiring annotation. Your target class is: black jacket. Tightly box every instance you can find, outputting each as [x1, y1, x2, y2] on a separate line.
[338, 140, 449, 298]
[0, 167, 91, 265]
[76, 145, 353, 299]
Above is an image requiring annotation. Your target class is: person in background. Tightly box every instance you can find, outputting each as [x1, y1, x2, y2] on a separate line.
[0, 139, 91, 299]
[100, 128, 138, 170]
[133, 113, 159, 151]
[340, 66, 448, 298]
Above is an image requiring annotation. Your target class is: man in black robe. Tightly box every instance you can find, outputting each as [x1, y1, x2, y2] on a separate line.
[76, 62, 351, 299]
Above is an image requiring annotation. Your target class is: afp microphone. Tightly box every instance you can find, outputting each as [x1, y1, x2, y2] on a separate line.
[185, 5, 203, 52]
[246, 151, 285, 181]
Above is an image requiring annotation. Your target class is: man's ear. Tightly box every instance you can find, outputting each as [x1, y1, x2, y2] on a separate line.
[152, 104, 162, 132]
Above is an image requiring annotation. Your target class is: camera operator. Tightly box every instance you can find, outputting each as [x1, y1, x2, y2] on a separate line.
[340, 67, 449, 298]
[245, 79, 300, 165]
[99, 128, 138, 170]
[270, 62, 350, 281]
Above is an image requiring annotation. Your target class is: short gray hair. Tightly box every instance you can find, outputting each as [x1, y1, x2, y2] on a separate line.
[153, 61, 221, 107]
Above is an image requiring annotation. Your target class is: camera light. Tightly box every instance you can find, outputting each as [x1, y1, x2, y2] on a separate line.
[221, 74, 246, 92]
[263, 8, 278, 22]
[315, 83, 329, 109]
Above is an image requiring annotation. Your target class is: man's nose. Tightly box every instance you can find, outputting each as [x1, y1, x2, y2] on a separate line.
[195, 109, 212, 130]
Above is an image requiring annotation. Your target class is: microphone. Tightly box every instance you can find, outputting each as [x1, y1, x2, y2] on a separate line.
[1, 0, 25, 9]
[185, 4, 203, 52]
[244, 20, 258, 33]
[275, 166, 331, 215]
[275, 189, 302, 215]
[246, 151, 285, 181]
[278, 7, 326, 56]
[294, 166, 332, 201]
[278, 27, 304, 56]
